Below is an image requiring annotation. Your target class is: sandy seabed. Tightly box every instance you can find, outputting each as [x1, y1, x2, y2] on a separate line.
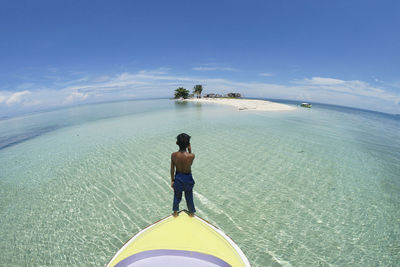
[185, 98, 296, 111]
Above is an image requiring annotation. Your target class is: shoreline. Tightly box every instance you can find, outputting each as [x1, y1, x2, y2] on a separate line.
[184, 98, 296, 112]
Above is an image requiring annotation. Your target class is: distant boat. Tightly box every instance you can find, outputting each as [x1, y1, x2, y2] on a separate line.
[107, 210, 251, 266]
[300, 103, 312, 108]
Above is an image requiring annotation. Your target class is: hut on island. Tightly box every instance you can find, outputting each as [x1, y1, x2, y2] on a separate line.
[227, 93, 241, 98]
[204, 92, 242, 98]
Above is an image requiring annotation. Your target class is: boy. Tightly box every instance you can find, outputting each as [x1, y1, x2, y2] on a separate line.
[170, 133, 196, 217]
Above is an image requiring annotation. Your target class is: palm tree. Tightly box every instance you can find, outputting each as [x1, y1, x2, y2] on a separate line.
[193, 84, 203, 98]
[174, 87, 190, 99]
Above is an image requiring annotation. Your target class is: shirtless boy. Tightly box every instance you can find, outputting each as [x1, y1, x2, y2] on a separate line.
[170, 133, 196, 217]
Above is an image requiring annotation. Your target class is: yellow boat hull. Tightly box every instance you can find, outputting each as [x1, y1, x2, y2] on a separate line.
[107, 211, 250, 266]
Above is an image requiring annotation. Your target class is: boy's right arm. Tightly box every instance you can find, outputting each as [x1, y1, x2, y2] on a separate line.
[170, 153, 175, 188]
[188, 144, 195, 161]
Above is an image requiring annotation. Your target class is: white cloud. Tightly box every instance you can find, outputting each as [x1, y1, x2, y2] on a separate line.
[193, 66, 238, 71]
[56, 77, 90, 86]
[0, 93, 7, 104]
[92, 75, 111, 83]
[382, 80, 400, 89]
[301, 77, 346, 85]
[296, 77, 394, 101]
[192, 63, 238, 72]
[64, 91, 89, 104]
[138, 67, 170, 75]
[24, 99, 41, 106]
[259, 73, 274, 77]
[6, 90, 31, 105]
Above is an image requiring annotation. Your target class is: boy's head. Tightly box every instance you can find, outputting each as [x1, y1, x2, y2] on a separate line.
[176, 133, 191, 150]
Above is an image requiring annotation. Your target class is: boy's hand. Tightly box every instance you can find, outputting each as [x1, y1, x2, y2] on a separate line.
[171, 181, 174, 189]
[188, 144, 192, 153]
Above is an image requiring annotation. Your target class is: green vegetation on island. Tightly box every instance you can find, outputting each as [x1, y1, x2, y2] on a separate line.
[174, 84, 241, 99]
[174, 87, 190, 99]
[193, 84, 203, 98]
[174, 85, 204, 99]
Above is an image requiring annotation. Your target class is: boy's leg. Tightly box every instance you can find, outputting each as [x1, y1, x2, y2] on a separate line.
[184, 190, 196, 215]
[172, 181, 183, 213]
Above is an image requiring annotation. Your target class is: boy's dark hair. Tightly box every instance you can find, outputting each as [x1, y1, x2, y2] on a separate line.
[177, 133, 191, 150]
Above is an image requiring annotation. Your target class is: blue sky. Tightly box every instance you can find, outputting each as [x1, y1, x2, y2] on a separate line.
[0, 0, 399, 116]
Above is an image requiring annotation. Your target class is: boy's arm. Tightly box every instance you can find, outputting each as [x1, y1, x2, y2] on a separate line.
[170, 154, 175, 188]
[188, 144, 195, 162]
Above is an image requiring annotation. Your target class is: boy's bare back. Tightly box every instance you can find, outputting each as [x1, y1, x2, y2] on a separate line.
[171, 144, 195, 174]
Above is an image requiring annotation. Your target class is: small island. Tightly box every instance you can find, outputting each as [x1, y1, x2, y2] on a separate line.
[300, 102, 312, 108]
[173, 85, 296, 112]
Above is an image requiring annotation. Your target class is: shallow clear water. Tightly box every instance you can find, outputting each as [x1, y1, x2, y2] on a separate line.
[0, 99, 399, 266]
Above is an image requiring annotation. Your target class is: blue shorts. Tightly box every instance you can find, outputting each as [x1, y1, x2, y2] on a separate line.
[173, 172, 195, 213]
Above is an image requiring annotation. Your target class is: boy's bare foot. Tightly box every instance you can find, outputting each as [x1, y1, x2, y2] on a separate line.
[188, 212, 194, 217]
[172, 211, 179, 217]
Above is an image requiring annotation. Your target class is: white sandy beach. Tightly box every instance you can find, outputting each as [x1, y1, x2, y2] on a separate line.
[185, 98, 296, 111]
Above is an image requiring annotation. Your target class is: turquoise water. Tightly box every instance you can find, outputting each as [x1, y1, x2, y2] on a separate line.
[0, 99, 399, 266]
